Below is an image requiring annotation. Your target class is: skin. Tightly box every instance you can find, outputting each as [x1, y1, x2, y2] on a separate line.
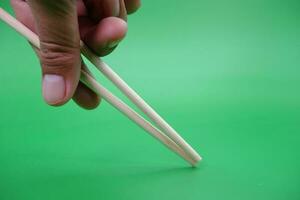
[10, 0, 141, 109]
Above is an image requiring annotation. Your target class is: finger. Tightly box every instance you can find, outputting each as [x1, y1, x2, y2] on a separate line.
[11, 0, 42, 61]
[10, 0, 35, 31]
[119, 0, 127, 21]
[82, 0, 120, 22]
[11, 0, 101, 109]
[27, 0, 81, 106]
[79, 16, 127, 57]
[73, 82, 101, 110]
[72, 60, 101, 110]
[124, 0, 141, 14]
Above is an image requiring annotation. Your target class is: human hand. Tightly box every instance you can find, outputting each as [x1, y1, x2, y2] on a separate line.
[10, 0, 141, 109]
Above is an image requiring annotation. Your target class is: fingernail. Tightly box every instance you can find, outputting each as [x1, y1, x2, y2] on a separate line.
[42, 74, 65, 105]
[107, 39, 121, 49]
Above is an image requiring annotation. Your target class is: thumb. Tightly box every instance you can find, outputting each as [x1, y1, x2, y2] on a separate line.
[28, 0, 81, 106]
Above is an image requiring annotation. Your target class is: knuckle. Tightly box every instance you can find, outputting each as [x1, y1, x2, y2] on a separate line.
[39, 41, 79, 72]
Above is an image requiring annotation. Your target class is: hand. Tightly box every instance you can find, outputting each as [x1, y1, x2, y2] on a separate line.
[10, 0, 141, 109]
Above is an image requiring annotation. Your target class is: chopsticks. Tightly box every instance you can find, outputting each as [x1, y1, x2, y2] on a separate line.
[0, 8, 202, 166]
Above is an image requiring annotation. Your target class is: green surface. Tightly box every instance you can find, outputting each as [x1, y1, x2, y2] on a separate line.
[0, 0, 300, 199]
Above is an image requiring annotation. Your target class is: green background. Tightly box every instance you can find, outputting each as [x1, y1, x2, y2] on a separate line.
[0, 0, 300, 199]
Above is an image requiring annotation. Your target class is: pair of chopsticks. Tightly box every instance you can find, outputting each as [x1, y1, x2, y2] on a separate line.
[0, 8, 202, 166]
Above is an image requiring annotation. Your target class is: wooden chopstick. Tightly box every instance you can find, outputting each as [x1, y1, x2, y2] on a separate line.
[0, 8, 201, 166]
[81, 71, 197, 166]
[81, 44, 202, 163]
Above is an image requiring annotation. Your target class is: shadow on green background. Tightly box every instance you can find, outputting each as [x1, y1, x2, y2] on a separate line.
[0, 0, 299, 199]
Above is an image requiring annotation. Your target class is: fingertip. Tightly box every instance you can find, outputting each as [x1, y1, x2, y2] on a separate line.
[83, 17, 127, 56]
[73, 81, 101, 110]
[125, 0, 141, 14]
[42, 73, 80, 107]
[42, 74, 66, 106]
[40, 45, 81, 107]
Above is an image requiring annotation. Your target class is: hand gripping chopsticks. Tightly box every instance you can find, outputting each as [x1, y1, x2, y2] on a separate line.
[0, 8, 202, 166]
